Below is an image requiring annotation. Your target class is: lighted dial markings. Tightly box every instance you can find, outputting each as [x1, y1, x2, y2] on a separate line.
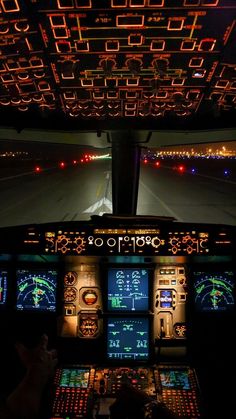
[64, 271, 77, 286]
[174, 323, 187, 338]
[194, 272, 234, 311]
[16, 270, 57, 311]
[64, 287, 77, 302]
[79, 317, 98, 337]
[82, 289, 98, 306]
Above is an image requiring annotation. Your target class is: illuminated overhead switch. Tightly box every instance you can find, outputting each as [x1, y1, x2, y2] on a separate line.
[148, 0, 164, 6]
[125, 110, 136, 116]
[111, 0, 127, 6]
[130, 0, 145, 7]
[127, 77, 139, 86]
[202, 0, 219, 5]
[181, 39, 196, 51]
[38, 81, 51, 91]
[184, 0, 200, 5]
[49, 15, 66, 27]
[56, 40, 71, 53]
[1, 0, 20, 12]
[81, 78, 93, 87]
[6, 60, 19, 71]
[150, 40, 165, 51]
[198, 39, 216, 51]
[60, 61, 75, 79]
[209, 92, 222, 102]
[75, 0, 92, 7]
[192, 69, 206, 78]
[57, 0, 74, 9]
[52, 27, 69, 39]
[128, 34, 143, 46]
[106, 40, 119, 52]
[116, 15, 144, 28]
[1, 74, 14, 82]
[186, 89, 200, 100]
[167, 18, 185, 31]
[63, 91, 76, 100]
[125, 102, 137, 110]
[215, 80, 229, 89]
[29, 57, 43, 68]
[75, 41, 89, 52]
[224, 94, 235, 105]
[230, 81, 236, 90]
[189, 57, 204, 68]
[172, 78, 185, 86]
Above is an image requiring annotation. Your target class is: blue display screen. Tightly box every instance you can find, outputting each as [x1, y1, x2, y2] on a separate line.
[193, 271, 234, 312]
[0, 270, 7, 305]
[16, 269, 57, 312]
[108, 268, 149, 311]
[160, 369, 191, 390]
[107, 317, 149, 361]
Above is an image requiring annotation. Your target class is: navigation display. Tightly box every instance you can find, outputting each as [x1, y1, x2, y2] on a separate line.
[193, 271, 234, 312]
[108, 268, 149, 311]
[0, 270, 7, 305]
[59, 368, 90, 388]
[16, 269, 57, 312]
[107, 317, 149, 361]
[160, 369, 191, 390]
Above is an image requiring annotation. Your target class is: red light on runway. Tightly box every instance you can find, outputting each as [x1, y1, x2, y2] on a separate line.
[73, 160, 77, 165]
[60, 162, 65, 168]
[144, 159, 148, 164]
[178, 165, 185, 172]
[35, 166, 41, 173]
[155, 161, 160, 167]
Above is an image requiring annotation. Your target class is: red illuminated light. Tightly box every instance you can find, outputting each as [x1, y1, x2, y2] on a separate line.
[35, 166, 41, 173]
[60, 162, 65, 168]
[178, 165, 185, 172]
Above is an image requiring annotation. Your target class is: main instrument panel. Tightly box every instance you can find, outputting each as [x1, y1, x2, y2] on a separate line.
[0, 219, 235, 419]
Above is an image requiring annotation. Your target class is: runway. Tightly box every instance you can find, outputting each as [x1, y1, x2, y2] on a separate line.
[0, 159, 235, 227]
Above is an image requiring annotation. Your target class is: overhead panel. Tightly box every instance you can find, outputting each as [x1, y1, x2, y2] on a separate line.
[0, 0, 236, 128]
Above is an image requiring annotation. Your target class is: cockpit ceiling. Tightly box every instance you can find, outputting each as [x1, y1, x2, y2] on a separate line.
[1, 0, 236, 131]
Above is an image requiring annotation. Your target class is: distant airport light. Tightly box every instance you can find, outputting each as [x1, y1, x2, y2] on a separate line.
[144, 159, 148, 164]
[73, 160, 77, 165]
[80, 158, 84, 163]
[60, 162, 65, 168]
[178, 165, 185, 172]
[191, 168, 196, 174]
[155, 161, 160, 167]
[224, 169, 230, 176]
[35, 166, 41, 173]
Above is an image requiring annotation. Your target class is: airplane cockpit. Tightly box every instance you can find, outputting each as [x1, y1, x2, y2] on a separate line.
[0, 1, 235, 419]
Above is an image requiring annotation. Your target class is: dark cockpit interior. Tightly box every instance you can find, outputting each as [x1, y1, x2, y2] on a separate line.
[0, 1, 235, 419]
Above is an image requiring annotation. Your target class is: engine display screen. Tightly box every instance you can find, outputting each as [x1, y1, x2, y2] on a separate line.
[16, 269, 57, 312]
[107, 317, 149, 361]
[0, 270, 7, 305]
[160, 369, 191, 390]
[193, 271, 234, 312]
[108, 268, 149, 311]
[59, 368, 90, 388]
[160, 290, 172, 308]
